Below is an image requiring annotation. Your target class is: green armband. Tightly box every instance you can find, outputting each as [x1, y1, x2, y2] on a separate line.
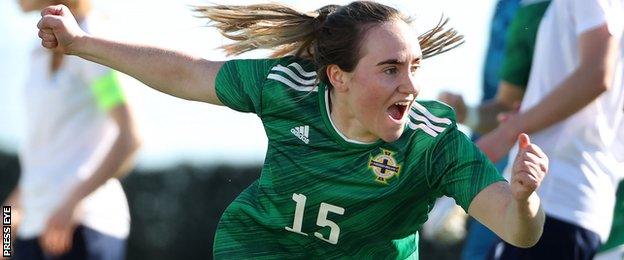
[91, 71, 125, 111]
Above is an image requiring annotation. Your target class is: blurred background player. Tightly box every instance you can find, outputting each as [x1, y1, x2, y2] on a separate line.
[474, 0, 623, 258]
[4, 0, 141, 259]
[441, 0, 624, 259]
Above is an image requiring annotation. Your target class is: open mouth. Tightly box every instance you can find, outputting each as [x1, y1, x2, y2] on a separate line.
[387, 101, 411, 121]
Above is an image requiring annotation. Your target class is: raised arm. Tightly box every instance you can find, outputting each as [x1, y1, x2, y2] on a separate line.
[37, 4, 224, 104]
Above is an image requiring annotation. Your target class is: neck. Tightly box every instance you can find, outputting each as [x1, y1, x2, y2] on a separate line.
[328, 88, 378, 143]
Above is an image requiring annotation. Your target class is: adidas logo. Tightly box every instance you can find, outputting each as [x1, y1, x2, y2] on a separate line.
[291, 125, 310, 144]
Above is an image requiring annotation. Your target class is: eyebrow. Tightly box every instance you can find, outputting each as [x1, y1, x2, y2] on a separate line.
[376, 56, 422, 66]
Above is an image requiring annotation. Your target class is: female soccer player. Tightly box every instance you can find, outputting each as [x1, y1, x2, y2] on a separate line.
[36, 1, 548, 258]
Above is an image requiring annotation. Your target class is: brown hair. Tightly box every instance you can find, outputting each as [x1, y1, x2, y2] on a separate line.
[194, 1, 463, 84]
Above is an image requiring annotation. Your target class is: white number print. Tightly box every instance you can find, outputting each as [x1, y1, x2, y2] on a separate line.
[314, 203, 345, 244]
[284, 193, 308, 236]
[284, 193, 345, 245]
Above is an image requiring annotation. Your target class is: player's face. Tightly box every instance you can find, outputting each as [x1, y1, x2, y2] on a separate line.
[343, 20, 422, 142]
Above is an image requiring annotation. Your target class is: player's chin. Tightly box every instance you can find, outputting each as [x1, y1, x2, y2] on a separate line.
[379, 125, 405, 142]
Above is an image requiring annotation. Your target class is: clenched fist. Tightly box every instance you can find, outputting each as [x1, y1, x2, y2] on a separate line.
[510, 133, 548, 201]
[36, 5, 87, 54]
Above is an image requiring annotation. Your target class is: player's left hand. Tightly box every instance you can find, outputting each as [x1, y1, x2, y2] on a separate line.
[509, 134, 548, 201]
[40, 200, 79, 256]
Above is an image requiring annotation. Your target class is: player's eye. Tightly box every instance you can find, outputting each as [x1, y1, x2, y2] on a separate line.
[410, 65, 420, 74]
[383, 67, 398, 75]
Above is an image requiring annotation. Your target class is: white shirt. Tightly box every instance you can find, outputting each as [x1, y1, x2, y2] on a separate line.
[18, 15, 130, 239]
[505, 0, 624, 241]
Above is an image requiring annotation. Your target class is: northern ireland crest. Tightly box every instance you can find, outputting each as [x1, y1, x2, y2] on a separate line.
[368, 149, 401, 184]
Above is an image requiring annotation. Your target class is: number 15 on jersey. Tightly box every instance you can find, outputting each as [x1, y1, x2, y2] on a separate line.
[284, 193, 345, 245]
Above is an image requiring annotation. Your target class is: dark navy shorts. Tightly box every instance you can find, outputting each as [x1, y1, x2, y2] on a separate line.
[490, 216, 602, 260]
[13, 225, 126, 260]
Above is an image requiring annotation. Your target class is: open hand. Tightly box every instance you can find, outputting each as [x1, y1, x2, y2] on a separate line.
[36, 5, 86, 54]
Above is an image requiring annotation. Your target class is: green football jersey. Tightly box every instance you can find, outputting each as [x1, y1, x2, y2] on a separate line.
[213, 56, 504, 259]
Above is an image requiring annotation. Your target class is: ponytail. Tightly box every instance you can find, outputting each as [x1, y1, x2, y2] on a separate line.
[419, 16, 463, 59]
[194, 1, 463, 84]
[193, 4, 336, 58]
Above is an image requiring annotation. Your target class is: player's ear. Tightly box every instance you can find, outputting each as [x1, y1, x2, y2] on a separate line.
[326, 64, 351, 92]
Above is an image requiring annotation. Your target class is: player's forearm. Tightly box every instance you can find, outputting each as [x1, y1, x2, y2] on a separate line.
[64, 126, 140, 207]
[474, 100, 513, 135]
[502, 192, 544, 248]
[72, 35, 208, 101]
[511, 66, 608, 134]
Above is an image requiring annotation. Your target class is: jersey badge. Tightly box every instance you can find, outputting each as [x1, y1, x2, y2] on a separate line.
[368, 149, 401, 184]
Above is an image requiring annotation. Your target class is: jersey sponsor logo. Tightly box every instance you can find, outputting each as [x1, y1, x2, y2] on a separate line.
[368, 149, 401, 184]
[407, 102, 452, 137]
[291, 125, 310, 144]
[267, 63, 318, 92]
